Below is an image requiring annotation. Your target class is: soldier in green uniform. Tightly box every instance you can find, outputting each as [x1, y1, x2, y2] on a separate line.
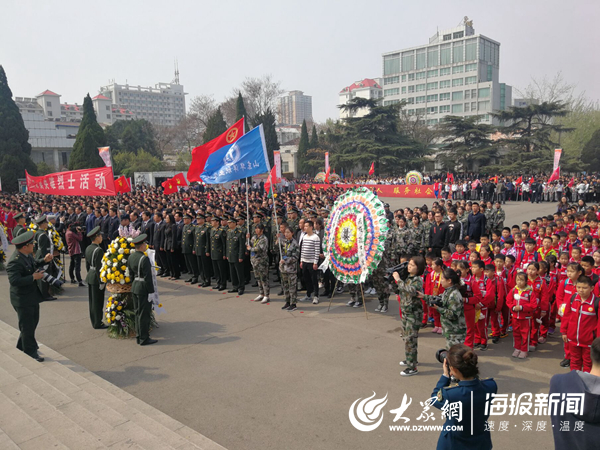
[491, 201, 506, 233]
[247, 223, 270, 303]
[286, 207, 300, 236]
[225, 216, 245, 295]
[128, 234, 157, 346]
[209, 216, 227, 290]
[372, 232, 393, 313]
[418, 268, 467, 348]
[392, 256, 426, 376]
[410, 216, 427, 255]
[85, 226, 108, 329]
[236, 213, 251, 285]
[194, 214, 212, 287]
[34, 215, 56, 301]
[220, 216, 230, 284]
[393, 216, 414, 260]
[12, 212, 27, 238]
[182, 214, 199, 284]
[279, 227, 300, 310]
[7, 231, 53, 362]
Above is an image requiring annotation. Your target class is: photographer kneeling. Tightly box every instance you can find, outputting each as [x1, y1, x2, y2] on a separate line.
[418, 268, 467, 349]
[393, 256, 426, 377]
[432, 344, 497, 450]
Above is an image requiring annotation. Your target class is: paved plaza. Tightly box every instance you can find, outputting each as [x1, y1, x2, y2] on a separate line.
[0, 200, 567, 449]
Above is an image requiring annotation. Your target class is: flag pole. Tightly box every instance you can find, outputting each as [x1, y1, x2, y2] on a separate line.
[245, 177, 250, 245]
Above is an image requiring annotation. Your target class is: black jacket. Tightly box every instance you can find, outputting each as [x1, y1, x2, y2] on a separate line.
[175, 221, 184, 250]
[429, 221, 450, 249]
[447, 219, 462, 244]
[108, 215, 120, 240]
[164, 223, 175, 251]
[152, 221, 166, 250]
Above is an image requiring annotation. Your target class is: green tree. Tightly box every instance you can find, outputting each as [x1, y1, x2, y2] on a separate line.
[36, 161, 53, 176]
[332, 98, 425, 175]
[553, 109, 600, 172]
[491, 101, 571, 172]
[296, 120, 310, 174]
[68, 94, 106, 170]
[105, 119, 161, 158]
[113, 150, 163, 178]
[203, 108, 228, 143]
[439, 116, 497, 172]
[252, 108, 279, 168]
[174, 151, 192, 172]
[235, 92, 250, 132]
[580, 128, 600, 172]
[310, 125, 319, 149]
[0, 65, 37, 191]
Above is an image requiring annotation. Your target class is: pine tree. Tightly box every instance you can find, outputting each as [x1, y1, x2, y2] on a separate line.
[297, 120, 310, 174]
[439, 116, 497, 171]
[0, 65, 37, 192]
[68, 94, 106, 170]
[310, 125, 319, 149]
[581, 128, 600, 172]
[253, 108, 279, 168]
[203, 107, 228, 143]
[235, 92, 250, 132]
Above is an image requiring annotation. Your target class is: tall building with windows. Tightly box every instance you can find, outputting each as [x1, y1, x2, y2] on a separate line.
[278, 90, 312, 126]
[339, 78, 383, 119]
[381, 19, 511, 125]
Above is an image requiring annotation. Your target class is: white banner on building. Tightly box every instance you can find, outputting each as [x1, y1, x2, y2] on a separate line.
[325, 152, 329, 173]
[553, 149, 562, 171]
[98, 146, 112, 167]
[274, 150, 281, 179]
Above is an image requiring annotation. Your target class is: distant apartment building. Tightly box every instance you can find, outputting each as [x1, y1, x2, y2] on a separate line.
[278, 90, 312, 125]
[339, 78, 383, 119]
[381, 19, 512, 126]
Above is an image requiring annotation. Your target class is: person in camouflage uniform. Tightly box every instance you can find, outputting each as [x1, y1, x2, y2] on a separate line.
[393, 256, 425, 376]
[248, 223, 270, 302]
[410, 216, 427, 255]
[482, 203, 493, 237]
[279, 227, 300, 310]
[393, 217, 413, 260]
[346, 283, 363, 307]
[419, 268, 466, 348]
[372, 233, 393, 312]
[457, 207, 469, 237]
[491, 201, 505, 232]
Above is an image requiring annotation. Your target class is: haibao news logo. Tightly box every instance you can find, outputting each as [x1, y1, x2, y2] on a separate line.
[348, 392, 388, 432]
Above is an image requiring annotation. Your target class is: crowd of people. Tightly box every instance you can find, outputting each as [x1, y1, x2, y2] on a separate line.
[1, 180, 600, 380]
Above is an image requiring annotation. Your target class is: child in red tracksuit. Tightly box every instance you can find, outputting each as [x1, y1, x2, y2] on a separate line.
[556, 262, 584, 368]
[457, 260, 482, 349]
[472, 260, 495, 350]
[506, 273, 538, 359]
[538, 259, 557, 343]
[561, 276, 600, 372]
[424, 259, 445, 334]
[526, 263, 544, 351]
[486, 262, 507, 345]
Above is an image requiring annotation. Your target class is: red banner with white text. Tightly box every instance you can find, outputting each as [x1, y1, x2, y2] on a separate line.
[26, 167, 117, 196]
[298, 183, 435, 198]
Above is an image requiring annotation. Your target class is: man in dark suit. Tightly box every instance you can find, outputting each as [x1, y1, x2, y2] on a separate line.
[130, 212, 142, 230]
[75, 206, 86, 227]
[107, 207, 120, 240]
[152, 212, 167, 276]
[99, 207, 110, 249]
[174, 211, 186, 274]
[140, 211, 154, 243]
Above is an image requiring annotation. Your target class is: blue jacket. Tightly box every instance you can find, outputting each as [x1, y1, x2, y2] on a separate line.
[432, 375, 497, 450]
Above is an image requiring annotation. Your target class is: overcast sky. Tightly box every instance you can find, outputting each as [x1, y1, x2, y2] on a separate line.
[1, 0, 598, 122]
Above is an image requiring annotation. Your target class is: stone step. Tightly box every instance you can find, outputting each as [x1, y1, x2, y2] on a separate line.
[0, 319, 224, 449]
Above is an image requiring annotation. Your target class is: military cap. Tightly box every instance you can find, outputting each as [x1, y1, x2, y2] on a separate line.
[87, 226, 101, 238]
[197, 213, 206, 219]
[253, 212, 264, 219]
[384, 203, 390, 208]
[210, 216, 220, 222]
[290, 206, 300, 213]
[132, 234, 148, 245]
[237, 213, 247, 220]
[12, 230, 35, 246]
[183, 213, 193, 220]
[47, 214, 57, 221]
[14, 212, 24, 220]
[35, 215, 48, 224]
[227, 217, 236, 223]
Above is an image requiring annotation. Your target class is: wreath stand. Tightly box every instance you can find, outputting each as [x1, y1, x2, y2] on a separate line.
[327, 279, 369, 320]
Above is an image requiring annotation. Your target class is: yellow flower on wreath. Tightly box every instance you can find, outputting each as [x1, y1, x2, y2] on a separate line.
[125, 277, 131, 283]
[117, 254, 123, 261]
[121, 265, 126, 271]
[124, 249, 129, 254]
[117, 305, 122, 311]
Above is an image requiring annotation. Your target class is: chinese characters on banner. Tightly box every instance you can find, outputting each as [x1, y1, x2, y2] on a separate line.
[298, 183, 435, 198]
[553, 149, 562, 171]
[25, 167, 117, 196]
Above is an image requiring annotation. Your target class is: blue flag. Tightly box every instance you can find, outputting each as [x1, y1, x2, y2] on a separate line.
[201, 125, 270, 184]
[341, 167, 344, 179]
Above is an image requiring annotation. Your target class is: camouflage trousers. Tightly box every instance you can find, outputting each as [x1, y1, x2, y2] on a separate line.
[372, 267, 390, 305]
[252, 259, 270, 296]
[348, 283, 362, 301]
[401, 311, 423, 370]
[443, 333, 466, 349]
[281, 272, 297, 303]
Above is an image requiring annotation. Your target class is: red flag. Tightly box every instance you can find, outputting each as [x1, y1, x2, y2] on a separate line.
[515, 176, 522, 184]
[368, 162, 375, 176]
[568, 177, 575, 188]
[529, 176, 535, 184]
[162, 178, 177, 195]
[187, 118, 245, 182]
[447, 172, 454, 183]
[172, 172, 188, 187]
[264, 166, 277, 193]
[115, 175, 131, 194]
[324, 166, 331, 183]
[490, 176, 498, 183]
[548, 166, 560, 183]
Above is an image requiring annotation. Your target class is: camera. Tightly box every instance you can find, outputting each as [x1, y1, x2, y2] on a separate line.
[427, 295, 444, 308]
[436, 348, 448, 364]
[42, 272, 64, 288]
[384, 261, 409, 282]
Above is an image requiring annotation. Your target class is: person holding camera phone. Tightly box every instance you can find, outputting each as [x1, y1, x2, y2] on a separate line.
[7, 231, 53, 362]
[393, 256, 426, 376]
[431, 344, 497, 450]
[66, 223, 84, 286]
[418, 268, 467, 349]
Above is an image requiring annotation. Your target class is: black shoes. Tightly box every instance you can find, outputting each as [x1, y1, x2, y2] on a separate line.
[492, 336, 500, 344]
[30, 353, 44, 362]
[282, 302, 290, 310]
[190, 278, 198, 285]
[140, 338, 158, 346]
[287, 304, 298, 311]
[228, 288, 238, 293]
[278, 290, 284, 296]
[252, 282, 259, 287]
[238, 290, 245, 295]
[95, 324, 109, 330]
[43, 297, 57, 302]
[218, 286, 226, 291]
[185, 278, 194, 283]
[201, 282, 210, 287]
[560, 358, 570, 368]
[479, 345, 488, 351]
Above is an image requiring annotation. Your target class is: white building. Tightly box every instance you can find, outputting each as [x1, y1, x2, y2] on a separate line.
[339, 78, 383, 119]
[381, 19, 511, 125]
[276, 125, 301, 145]
[278, 90, 312, 126]
[99, 80, 187, 127]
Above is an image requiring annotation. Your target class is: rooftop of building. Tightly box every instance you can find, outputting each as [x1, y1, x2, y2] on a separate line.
[340, 78, 382, 93]
[37, 89, 60, 97]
